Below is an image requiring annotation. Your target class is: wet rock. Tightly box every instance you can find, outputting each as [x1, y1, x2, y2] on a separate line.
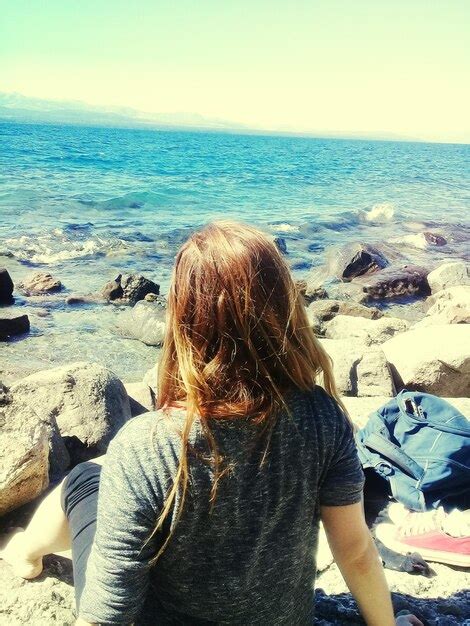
[383, 325, 470, 397]
[102, 275, 123, 301]
[416, 286, 470, 326]
[0, 268, 14, 304]
[17, 272, 62, 295]
[354, 265, 430, 301]
[427, 261, 470, 293]
[0, 387, 50, 516]
[0, 314, 30, 341]
[117, 298, 166, 346]
[66, 293, 104, 305]
[10, 362, 132, 452]
[329, 242, 389, 281]
[102, 273, 160, 305]
[144, 292, 160, 302]
[273, 236, 288, 254]
[307, 299, 382, 335]
[422, 231, 447, 246]
[324, 315, 409, 346]
[297, 280, 328, 304]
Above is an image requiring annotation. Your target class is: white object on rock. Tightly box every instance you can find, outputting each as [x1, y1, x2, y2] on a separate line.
[427, 262, 470, 294]
[10, 362, 132, 452]
[416, 286, 470, 327]
[383, 325, 470, 397]
[0, 391, 50, 516]
[324, 315, 409, 346]
[117, 300, 166, 346]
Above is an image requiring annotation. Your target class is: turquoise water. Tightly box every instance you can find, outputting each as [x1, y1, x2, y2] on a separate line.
[1, 122, 469, 382]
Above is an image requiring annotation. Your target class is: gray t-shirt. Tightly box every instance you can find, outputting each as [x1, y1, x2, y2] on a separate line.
[79, 386, 364, 625]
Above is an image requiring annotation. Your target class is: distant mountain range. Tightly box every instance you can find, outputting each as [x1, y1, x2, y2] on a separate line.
[0, 92, 246, 131]
[0, 92, 417, 142]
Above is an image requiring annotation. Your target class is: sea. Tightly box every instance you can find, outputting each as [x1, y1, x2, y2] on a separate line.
[1, 121, 469, 383]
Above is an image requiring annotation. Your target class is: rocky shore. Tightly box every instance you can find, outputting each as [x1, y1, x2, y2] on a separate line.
[1, 250, 469, 624]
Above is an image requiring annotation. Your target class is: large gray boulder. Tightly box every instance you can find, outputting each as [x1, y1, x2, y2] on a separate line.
[416, 286, 470, 326]
[324, 315, 409, 346]
[427, 261, 470, 293]
[117, 299, 166, 346]
[320, 339, 394, 397]
[10, 362, 132, 452]
[0, 386, 50, 516]
[307, 299, 382, 335]
[383, 325, 470, 397]
[0, 268, 14, 304]
[17, 272, 62, 296]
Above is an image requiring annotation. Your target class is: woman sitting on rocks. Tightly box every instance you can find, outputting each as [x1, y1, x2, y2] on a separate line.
[1, 222, 421, 626]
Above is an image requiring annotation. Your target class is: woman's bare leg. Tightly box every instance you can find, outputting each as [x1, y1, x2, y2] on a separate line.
[0, 456, 105, 579]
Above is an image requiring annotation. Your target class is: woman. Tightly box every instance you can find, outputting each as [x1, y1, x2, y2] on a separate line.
[1, 222, 422, 626]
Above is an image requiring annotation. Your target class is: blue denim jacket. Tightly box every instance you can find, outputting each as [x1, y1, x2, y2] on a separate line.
[356, 390, 470, 511]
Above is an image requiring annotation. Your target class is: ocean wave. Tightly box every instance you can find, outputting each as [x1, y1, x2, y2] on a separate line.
[361, 202, 395, 223]
[1, 230, 129, 265]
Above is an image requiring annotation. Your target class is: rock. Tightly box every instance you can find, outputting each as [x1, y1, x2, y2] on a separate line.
[342, 396, 470, 429]
[0, 388, 50, 516]
[144, 292, 160, 302]
[0, 268, 14, 304]
[319, 339, 394, 397]
[307, 299, 382, 335]
[102, 275, 123, 301]
[117, 299, 166, 346]
[66, 293, 104, 305]
[324, 315, 409, 346]
[0, 314, 30, 341]
[427, 261, 470, 293]
[329, 242, 389, 281]
[383, 325, 470, 397]
[102, 273, 160, 305]
[17, 272, 62, 295]
[120, 274, 160, 305]
[356, 350, 395, 397]
[422, 232, 447, 246]
[124, 382, 155, 416]
[354, 265, 430, 301]
[10, 362, 132, 452]
[142, 364, 159, 396]
[416, 286, 470, 326]
[273, 236, 288, 254]
[297, 280, 328, 304]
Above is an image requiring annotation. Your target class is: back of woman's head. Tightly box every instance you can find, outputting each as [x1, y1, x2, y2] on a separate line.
[158, 220, 339, 422]
[151, 221, 341, 560]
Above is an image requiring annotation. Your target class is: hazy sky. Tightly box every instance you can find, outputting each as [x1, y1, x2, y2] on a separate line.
[1, 0, 469, 142]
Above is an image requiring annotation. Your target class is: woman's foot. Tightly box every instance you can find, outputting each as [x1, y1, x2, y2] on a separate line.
[0, 528, 44, 579]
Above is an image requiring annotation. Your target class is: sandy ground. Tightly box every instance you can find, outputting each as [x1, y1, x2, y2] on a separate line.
[1, 539, 468, 625]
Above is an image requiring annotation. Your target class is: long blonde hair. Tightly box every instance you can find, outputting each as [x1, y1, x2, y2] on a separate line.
[151, 220, 341, 560]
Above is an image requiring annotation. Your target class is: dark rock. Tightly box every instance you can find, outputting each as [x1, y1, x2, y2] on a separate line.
[273, 236, 288, 254]
[330, 243, 389, 282]
[17, 272, 62, 295]
[297, 280, 328, 304]
[102, 273, 160, 305]
[0, 314, 30, 340]
[423, 231, 447, 246]
[66, 294, 105, 305]
[355, 265, 430, 301]
[102, 275, 124, 301]
[0, 268, 14, 304]
[121, 274, 160, 304]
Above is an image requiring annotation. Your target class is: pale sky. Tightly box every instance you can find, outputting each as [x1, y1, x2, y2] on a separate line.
[1, 0, 469, 142]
